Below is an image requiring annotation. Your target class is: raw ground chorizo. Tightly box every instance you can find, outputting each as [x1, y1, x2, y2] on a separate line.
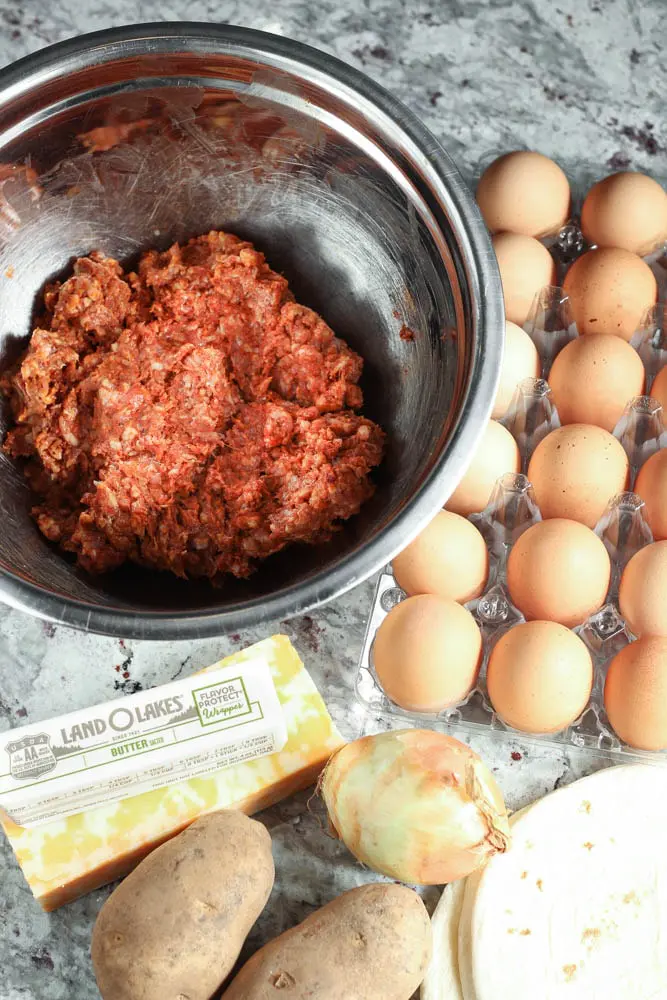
[2, 230, 384, 580]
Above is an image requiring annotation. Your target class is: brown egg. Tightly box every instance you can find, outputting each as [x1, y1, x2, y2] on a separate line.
[527, 424, 629, 528]
[548, 333, 645, 432]
[492, 321, 542, 420]
[393, 510, 489, 605]
[446, 420, 521, 517]
[507, 519, 610, 628]
[373, 594, 482, 713]
[563, 247, 657, 341]
[493, 233, 557, 326]
[476, 151, 571, 237]
[635, 449, 667, 540]
[604, 636, 667, 750]
[487, 620, 593, 734]
[581, 171, 667, 256]
[651, 364, 667, 410]
[619, 540, 667, 637]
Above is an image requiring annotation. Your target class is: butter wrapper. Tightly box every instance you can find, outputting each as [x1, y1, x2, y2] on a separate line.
[0, 654, 287, 828]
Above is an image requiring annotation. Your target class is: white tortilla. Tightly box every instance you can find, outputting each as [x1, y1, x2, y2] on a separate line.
[458, 806, 533, 1000]
[457, 869, 482, 1000]
[420, 880, 466, 1000]
[469, 765, 667, 1000]
[422, 806, 532, 1000]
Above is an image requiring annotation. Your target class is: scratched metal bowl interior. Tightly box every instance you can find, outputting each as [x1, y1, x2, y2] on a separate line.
[0, 24, 503, 638]
[357, 290, 667, 764]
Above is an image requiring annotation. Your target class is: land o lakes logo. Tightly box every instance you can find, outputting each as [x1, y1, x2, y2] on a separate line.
[6, 733, 57, 781]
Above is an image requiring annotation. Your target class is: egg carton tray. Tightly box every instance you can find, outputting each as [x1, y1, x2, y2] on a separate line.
[356, 289, 667, 764]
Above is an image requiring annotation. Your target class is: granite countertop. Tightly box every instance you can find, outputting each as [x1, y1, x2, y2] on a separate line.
[0, 1, 664, 996]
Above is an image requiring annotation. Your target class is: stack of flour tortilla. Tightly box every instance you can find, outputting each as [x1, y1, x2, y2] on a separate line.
[422, 765, 667, 999]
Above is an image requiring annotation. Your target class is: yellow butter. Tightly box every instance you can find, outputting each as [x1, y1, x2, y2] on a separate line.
[2, 635, 343, 910]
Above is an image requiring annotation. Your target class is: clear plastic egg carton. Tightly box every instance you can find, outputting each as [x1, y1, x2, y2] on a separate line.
[356, 289, 667, 764]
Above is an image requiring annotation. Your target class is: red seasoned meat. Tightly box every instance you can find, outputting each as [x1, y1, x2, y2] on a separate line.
[2, 230, 384, 580]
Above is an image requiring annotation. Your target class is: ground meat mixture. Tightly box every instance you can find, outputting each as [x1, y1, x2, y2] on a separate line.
[2, 231, 384, 580]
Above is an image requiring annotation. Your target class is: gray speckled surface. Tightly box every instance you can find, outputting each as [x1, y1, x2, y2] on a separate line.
[0, 1, 664, 996]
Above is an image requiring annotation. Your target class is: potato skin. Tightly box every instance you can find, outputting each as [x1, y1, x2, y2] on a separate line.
[220, 882, 432, 1000]
[91, 810, 274, 1000]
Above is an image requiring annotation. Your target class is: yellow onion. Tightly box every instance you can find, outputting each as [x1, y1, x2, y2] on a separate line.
[319, 729, 510, 884]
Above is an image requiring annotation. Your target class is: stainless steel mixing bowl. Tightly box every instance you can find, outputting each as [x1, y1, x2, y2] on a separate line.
[0, 23, 503, 639]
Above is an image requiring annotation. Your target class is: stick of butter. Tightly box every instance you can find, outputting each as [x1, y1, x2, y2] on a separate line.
[1, 635, 344, 910]
[0, 650, 288, 829]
